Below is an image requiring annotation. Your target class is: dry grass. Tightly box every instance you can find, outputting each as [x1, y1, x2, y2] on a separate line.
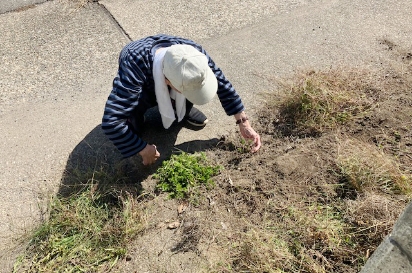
[344, 192, 406, 248]
[222, 227, 296, 273]
[264, 69, 375, 137]
[337, 137, 412, 195]
[15, 64, 412, 272]
[14, 173, 148, 272]
[206, 67, 411, 272]
[215, 204, 354, 273]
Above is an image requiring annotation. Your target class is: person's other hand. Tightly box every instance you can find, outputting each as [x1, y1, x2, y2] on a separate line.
[139, 144, 160, 165]
[239, 124, 261, 153]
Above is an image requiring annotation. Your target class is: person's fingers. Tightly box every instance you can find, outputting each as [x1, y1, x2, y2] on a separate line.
[251, 134, 261, 153]
[239, 126, 261, 152]
[153, 145, 160, 158]
[140, 144, 160, 166]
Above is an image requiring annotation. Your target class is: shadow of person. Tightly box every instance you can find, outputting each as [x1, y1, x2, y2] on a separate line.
[58, 108, 219, 199]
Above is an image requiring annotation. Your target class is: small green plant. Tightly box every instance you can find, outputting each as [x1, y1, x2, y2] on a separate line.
[236, 137, 253, 154]
[154, 152, 221, 200]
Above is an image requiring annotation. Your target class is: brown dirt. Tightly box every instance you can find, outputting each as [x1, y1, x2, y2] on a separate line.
[113, 40, 412, 273]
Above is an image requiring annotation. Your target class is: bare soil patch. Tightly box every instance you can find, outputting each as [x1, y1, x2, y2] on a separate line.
[15, 40, 411, 273]
[116, 41, 411, 273]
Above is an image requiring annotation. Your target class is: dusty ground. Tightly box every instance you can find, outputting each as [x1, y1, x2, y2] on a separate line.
[11, 33, 412, 273]
[3, 0, 412, 271]
[86, 39, 412, 272]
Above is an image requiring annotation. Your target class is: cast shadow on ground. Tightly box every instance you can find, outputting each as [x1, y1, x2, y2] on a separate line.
[58, 108, 219, 198]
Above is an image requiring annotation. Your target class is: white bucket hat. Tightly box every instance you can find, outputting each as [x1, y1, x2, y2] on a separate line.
[163, 44, 218, 105]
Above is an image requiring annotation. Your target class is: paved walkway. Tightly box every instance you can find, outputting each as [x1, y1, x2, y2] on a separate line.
[1, 0, 411, 271]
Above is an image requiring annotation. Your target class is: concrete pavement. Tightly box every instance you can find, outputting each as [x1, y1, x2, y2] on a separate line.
[1, 0, 411, 271]
[0, 1, 128, 269]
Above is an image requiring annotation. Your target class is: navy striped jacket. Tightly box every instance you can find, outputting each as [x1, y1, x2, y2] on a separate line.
[102, 34, 245, 158]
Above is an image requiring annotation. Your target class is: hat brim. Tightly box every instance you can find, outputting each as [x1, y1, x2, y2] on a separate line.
[181, 66, 218, 105]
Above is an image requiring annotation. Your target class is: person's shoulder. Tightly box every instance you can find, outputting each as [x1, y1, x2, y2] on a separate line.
[126, 34, 204, 57]
[149, 34, 199, 47]
[121, 38, 155, 61]
[126, 38, 153, 51]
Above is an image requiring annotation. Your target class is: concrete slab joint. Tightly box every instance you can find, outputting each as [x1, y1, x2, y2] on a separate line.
[97, 1, 132, 41]
[0, 0, 48, 14]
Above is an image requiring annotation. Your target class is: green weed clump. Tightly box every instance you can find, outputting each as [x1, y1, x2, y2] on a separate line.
[154, 152, 221, 200]
[14, 186, 145, 273]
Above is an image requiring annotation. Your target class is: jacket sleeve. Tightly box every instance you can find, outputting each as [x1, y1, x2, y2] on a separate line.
[102, 54, 148, 158]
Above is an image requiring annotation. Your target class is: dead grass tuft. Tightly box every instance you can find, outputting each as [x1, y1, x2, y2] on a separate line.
[227, 228, 295, 273]
[261, 69, 375, 137]
[14, 176, 148, 272]
[337, 137, 412, 195]
[344, 192, 406, 246]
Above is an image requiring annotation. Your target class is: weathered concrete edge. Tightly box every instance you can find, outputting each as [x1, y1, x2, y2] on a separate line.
[360, 202, 412, 273]
[97, 0, 132, 41]
[0, 0, 49, 14]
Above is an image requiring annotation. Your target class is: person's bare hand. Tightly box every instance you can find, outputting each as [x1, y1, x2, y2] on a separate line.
[239, 124, 261, 153]
[139, 144, 160, 165]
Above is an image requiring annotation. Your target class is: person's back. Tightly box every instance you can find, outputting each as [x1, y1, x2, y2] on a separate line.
[102, 34, 261, 165]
